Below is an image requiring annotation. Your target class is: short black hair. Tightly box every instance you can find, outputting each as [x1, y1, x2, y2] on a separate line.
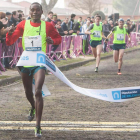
[71, 14, 76, 19]
[6, 12, 11, 15]
[12, 11, 17, 16]
[57, 19, 61, 22]
[30, 2, 43, 11]
[48, 11, 53, 15]
[87, 17, 91, 19]
[17, 10, 23, 13]
[79, 17, 82, 19]
[95, 15, 101, 19]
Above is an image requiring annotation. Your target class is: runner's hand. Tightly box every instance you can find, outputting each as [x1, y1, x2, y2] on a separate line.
[46, 37, 54, 44]
[8, 24, 16, 35]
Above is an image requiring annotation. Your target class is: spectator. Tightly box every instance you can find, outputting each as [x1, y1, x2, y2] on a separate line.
[9, 11, 19, 26]
[73, 17, 82, 35]
[68, 14, 76, 34]
[124, 19, 136, 32]
[91, 16, 94, 23]
[51, 13, 57, 27]
[56, 19, 68, 36]
[0, 12, 10, 37]
[102, 20, 110, 52]
[109, 20, 114, 30]
[108, 14, 113, 21]
[46, 11, 53, 22]
[114, 19, 118, 26]
[17, 10, 24, 17]
[18, 14, 23, 22]
[87, 17, 91, 22]
[61, 17, 69, 31]
[6, 12, 12, 24]
[82, 20, 90, 54]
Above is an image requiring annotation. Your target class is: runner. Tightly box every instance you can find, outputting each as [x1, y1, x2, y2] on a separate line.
[106, 18, 131, 75]
[6, 2, 61, 138]
[85, 15, 106, 72]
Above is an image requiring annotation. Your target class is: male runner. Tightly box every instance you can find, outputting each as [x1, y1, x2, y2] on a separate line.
[106, 18, 130, 75]
[85, 15, 106, 72]
[6, 2, 61, 137]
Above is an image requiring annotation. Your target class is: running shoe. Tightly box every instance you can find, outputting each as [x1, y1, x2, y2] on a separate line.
[117, 72, 122, 75]
[35, 127, 42, 138]
[95, 67, 98, 72]
[28, 108, 35, 122]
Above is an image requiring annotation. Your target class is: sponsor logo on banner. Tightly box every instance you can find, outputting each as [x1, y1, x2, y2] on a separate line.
[36, 53, 56, 72]
[21, 56, 29, 60]
[112, 91, 121, 100]
[121, 89, 140, 99]
[45, 56, 56, 72]
[37, 53, 46, 64]
[112, 89, 140, 100]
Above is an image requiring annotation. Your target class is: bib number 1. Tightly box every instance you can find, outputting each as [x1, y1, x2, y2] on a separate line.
[24, 35, 42, 51]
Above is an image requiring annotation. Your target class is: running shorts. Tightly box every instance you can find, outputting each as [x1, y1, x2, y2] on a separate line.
[113, 44, 126, 51]
[20, 66, 46, 76]
[90, 40, 102, 48]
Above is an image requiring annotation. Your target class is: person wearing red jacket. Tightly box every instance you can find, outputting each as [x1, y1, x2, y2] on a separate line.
[6, 2, 61, 138]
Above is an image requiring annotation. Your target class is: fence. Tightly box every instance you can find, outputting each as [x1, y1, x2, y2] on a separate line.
[0, 31, 140, 74]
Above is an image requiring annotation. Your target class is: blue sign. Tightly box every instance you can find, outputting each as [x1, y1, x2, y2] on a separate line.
[121, 89, 140, 99]
[21, 56, 29, 60]
[112, 91, 121, 100]
[37, 53, 46, 64]
[26, 47, 41, 51]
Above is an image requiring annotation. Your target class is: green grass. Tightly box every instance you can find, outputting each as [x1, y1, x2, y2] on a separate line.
[55, 58, 85, 67]
[0, 76, 10, 79]
[53, 45, 140, 67]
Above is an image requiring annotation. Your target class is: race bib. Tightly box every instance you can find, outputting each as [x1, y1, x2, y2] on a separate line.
[24, 35, 42, 51]
[94, 31, 101, 38]
[117, 34, 124, 41]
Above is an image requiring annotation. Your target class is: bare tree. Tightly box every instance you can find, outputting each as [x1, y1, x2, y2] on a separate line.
[41, 0, 58, 17]
[68, 0, 100, 16]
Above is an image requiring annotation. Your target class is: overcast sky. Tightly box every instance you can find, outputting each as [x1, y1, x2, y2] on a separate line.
[12, 0, 64, 8]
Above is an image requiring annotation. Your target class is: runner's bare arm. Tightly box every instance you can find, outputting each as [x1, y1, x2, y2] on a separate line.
[102, 32, 107, 39]
[106, 31, 113, 40]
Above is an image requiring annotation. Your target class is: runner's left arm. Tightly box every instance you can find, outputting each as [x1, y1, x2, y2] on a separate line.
[46, 22, 62, 45]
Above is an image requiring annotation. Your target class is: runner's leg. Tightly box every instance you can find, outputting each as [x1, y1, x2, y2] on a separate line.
[113, 50, 119, 63]
[21, 73, 35, 109]
[118, 49, 125, 70]
[34, 69, 46, 127]
[96, 45, 102, 67]
[91, 47, 97, 58]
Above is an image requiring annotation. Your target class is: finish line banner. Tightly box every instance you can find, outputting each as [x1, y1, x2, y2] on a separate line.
[17, 51, 140, 102]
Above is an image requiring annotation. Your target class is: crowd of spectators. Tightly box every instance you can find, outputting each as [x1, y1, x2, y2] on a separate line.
[0, 10, 137, 69]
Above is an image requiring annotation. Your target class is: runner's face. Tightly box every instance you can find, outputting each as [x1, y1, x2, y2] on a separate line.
[119, 21, 124, 28]
[95, 17, 100, 24]
[30, 4, 43, 20]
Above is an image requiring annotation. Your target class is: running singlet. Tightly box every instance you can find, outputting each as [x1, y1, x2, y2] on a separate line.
[112, 26, 129, 44]
[90, 23, 102, 41]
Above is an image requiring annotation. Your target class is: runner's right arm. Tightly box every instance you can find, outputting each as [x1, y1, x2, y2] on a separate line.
[6, 21, 25, 46]
[106, 27, 116, 40]
[85, 24, 94, 34]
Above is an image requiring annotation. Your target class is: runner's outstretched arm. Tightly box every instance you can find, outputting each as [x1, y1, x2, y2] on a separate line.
[6, 21, 25, 46]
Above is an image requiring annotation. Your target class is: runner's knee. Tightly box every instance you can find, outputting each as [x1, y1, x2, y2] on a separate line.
[35, 88, 42, 98]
